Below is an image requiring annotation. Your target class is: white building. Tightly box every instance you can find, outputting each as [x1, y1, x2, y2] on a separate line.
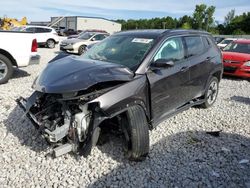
[51, 16, 121, 34]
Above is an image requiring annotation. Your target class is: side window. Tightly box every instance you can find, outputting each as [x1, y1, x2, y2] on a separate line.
[35, 28, 42, 33]
[94, 34, 106, 41]
[154, 37, 184, 62]
[185, 36, 204, 57]
[36, 28, 51, 33]
[202, 36, 211, 49]
[25, 27, 35, 32]
[43, 28, 52, 33]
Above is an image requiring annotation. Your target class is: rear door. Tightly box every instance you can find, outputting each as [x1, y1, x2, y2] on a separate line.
[184, 36, 211, 100]
[25, 27, 43, 43]
[147, 36, 190, 123]
[35, 27, 52, 43]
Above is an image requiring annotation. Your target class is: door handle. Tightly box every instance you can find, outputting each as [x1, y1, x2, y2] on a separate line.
[180, 66, 189, 72]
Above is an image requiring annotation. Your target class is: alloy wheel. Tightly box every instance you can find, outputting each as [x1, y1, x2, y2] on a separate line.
[47, 40, 55, 48]
[0, 60, 7, 80]
[207, 80, 218, 105]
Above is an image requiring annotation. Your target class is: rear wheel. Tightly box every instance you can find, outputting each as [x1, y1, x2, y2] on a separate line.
[121, 106, 149, 161]
[46, 39, 55, 49]
[200, 77, 219, 108]
[78, 45, 86, 55]
[0, 54, 14, 84]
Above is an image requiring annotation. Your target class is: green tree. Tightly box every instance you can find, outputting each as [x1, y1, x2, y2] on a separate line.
[224, 12, 250, 34]
[193, 4, 207, 29]
[193, 4, 215, 30]
[224, 9, 235, 26]
[232, 29, 246, 35]
[178, 15, 193, 28]
[181, 22, 192, 29]
[204, 6, 216, 30]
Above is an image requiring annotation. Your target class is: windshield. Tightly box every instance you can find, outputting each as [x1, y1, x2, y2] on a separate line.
[78, 32, 95, 40]
[81, 35, 155, 71]
[223, 42, 250, 54]
[220, 39, 233, 45]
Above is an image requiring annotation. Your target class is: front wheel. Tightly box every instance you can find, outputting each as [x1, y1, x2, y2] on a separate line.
[46, 39, 55, 49]
[0, 54, 14, 84]
[121, 106, 149, 161]
[78, 45, 86, 55]
[200, 77, 219, 108]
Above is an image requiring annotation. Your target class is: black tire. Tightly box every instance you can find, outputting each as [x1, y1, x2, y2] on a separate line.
[200, 77, 219, 108]
[78, 45, 86, 55]
[46, 39, 55, 49]
[122, 106, 149, 161]
[0, 54, 14, 84]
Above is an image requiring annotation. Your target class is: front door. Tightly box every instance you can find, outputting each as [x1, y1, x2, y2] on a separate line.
[147, 37, 190, 124]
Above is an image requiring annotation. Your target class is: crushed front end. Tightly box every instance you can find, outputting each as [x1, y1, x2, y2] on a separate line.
[16, 56, 134, 157]
[17, 90, 105, 157]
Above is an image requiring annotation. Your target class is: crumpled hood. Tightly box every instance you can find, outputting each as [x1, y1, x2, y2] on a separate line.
[33, 56, 134, 93]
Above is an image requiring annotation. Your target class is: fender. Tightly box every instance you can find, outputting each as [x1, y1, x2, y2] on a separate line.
[0, 48, 17, 67]
[89, 74, 150, 121]
[202, 58, 223, 95]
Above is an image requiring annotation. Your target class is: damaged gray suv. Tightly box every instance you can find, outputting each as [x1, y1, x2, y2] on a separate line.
[18, 30, 223, 161]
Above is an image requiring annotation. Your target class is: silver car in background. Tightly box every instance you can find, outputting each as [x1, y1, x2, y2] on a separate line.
[60, 32, 109, 55]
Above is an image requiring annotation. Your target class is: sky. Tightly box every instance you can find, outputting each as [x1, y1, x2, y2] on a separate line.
[0, 0, 250, 23]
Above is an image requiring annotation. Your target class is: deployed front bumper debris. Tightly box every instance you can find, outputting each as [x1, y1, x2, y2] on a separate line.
[17, 91, 103, 157]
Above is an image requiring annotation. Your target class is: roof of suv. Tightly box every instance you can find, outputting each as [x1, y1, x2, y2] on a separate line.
[114, 29, 210, 39]
[25, 25, 54, 29]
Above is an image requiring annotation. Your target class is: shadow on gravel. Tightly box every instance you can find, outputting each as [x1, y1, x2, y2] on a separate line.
[88, 131, 250, 188]
[11, 69, 30, 79]
[4, 105, 49, 153]
[231, 96, 250, 105]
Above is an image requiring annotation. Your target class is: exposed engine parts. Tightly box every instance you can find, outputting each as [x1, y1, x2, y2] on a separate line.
[17, 90, 105, 157]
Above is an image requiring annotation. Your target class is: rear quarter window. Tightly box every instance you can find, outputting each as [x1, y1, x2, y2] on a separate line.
[202, 36, 211, 49]
[36, 28, 52, 33]
[185, 36, 204, 57]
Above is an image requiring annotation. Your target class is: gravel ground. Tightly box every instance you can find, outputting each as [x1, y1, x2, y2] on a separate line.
[0, 45, 250, 188]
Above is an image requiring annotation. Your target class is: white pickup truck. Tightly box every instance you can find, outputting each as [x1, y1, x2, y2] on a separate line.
[0, 31, 40, 84]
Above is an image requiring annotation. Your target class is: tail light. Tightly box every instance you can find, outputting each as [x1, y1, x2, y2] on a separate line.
[31, 39, 38, 52]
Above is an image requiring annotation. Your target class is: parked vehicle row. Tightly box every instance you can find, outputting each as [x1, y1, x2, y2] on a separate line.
[214, 36, 225, 44]
[57, 28, 82, 36]
[213, 36, 250, 79]
[217, 38, 238, 49]
[0, 30, 40, 84]
[67, 29, 108, 39]
[18, 29, 223, 160]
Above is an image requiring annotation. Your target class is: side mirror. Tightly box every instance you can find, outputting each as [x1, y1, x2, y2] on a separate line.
[91, 37, 96, 41]
[151, 59, 174, 68]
